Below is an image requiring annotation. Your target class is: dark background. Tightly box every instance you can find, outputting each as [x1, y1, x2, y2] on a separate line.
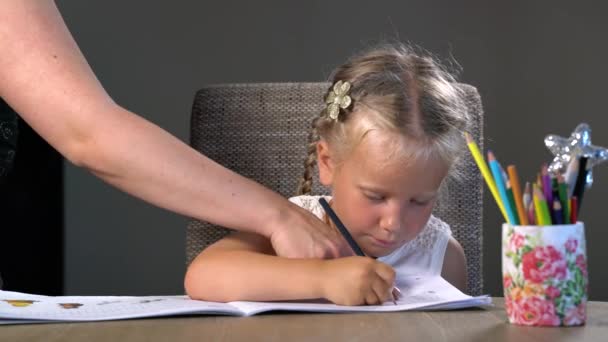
[10, 1, 607, 299]
[0, 121, 63, 295]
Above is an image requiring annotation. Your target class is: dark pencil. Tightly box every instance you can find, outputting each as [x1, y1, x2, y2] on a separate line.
[572, 157, 589, 213]
[319, 197, 365, 256]
[319, 197, 400, 304]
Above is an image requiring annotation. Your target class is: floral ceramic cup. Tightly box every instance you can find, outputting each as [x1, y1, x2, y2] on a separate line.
[502, 222, 588, 326]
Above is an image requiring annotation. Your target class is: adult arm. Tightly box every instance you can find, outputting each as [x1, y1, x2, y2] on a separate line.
[0, 0, 347, 259]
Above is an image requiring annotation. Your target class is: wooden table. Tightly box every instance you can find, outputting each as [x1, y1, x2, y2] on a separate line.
[1, 298, 607, 341]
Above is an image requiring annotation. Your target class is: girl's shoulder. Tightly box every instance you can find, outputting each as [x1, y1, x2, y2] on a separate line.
[288, 195, 331, 220]
[409, 215, 452, 250]
[379, 215, 453, 273]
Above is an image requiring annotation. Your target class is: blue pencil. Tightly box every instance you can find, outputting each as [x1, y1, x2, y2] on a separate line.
[488, 151, 516, 225]
[552, 198, 564, 225]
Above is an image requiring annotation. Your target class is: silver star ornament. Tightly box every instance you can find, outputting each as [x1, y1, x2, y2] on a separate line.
[544, 123, 608, 188]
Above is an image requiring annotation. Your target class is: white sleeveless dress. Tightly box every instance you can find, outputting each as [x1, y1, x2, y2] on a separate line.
[289, 195, 452, 277]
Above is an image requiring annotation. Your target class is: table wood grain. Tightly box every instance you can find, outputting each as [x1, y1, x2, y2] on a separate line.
[2, 298, 607, 342]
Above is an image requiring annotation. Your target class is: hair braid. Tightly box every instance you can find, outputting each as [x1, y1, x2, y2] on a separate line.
[296, 116, 325, 195]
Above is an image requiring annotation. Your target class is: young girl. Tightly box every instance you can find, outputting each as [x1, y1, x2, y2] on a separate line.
[185, 44, 469, 306]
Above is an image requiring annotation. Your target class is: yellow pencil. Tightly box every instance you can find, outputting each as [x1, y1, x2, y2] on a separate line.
[533, 184, 552, 225]
[465, 133, 510, 223]
[533, 185, 544, 225]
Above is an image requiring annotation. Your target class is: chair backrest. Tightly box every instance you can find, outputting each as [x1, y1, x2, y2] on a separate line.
[186, 82, 484, 295]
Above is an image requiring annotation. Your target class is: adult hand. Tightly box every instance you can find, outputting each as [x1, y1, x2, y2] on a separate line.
[269, 202, 353, 259]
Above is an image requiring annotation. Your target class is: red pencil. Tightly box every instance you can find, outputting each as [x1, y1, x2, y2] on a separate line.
[570, 196, 578, 223]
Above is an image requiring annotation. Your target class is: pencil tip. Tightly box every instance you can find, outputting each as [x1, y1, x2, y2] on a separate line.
[464, 132, 472, 143]
[554, 198, 562, 208]
[487, 150, 495, 161]
[533, 186, 546, 200]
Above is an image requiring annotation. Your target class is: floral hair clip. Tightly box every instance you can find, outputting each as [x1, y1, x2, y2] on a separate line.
[325, 80, 353, 121]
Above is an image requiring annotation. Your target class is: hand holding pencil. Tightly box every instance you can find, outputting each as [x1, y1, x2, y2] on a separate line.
[319, 198, 401, 305]
[319, 256, 399, 306]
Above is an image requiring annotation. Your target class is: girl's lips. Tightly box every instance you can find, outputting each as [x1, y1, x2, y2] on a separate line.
[371, 237, 396, 247]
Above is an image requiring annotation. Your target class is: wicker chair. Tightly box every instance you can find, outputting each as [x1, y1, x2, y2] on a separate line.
[186, 83, 484, 295]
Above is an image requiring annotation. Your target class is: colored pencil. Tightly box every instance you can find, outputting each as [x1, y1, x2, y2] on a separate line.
[552, 198, 564, 225]
[570, 196, 579, 223]
[541, 164, 554, 218]
[527, 200, 536, 225]
[464, 133, 510, 223]
[572, 157, 589, 213]
[523, 182, 532, 210]
[508, 165, 528, 225]
[564, 157, 579, 196]
[488, 151, 516, 225]
[533, 184, 552, 226]
[533, 188, 543, 225]
[551, 176, 560, 203]
[557, 174, 569, 224]
[505, 180, 519, 225]
[463, 134, 594, 227]
[524, 182, 535, 225]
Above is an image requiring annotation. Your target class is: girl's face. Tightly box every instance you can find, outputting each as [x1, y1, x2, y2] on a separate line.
[318, 130, 449, 258]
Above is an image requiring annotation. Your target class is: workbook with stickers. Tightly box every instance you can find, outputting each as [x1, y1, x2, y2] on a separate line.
[0, 275, 491, 324]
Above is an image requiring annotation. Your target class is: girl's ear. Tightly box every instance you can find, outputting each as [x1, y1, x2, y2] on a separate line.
[316, 140, 335, 186]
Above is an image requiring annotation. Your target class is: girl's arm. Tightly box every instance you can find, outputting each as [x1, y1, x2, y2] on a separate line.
[441, 237, 468, 292]
[185, 232, 396, 305]
[0, 0, 348, 259]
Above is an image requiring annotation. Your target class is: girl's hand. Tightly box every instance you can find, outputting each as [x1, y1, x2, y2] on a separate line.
[319, 256, 396, 306]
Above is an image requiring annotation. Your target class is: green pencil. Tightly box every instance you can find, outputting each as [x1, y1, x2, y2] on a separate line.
[505, 180, 520, 225]
[533, 185, 552, 225]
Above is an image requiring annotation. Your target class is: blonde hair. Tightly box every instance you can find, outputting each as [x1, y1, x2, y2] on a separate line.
[296, 43, 470, 195]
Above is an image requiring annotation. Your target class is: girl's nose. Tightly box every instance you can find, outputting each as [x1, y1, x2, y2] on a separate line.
[380, 206, 402, 233]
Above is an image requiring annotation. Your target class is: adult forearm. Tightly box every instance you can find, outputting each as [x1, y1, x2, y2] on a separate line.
[76, 105, 286, 236]
[0, 0, 287, 237]
[185, 251, 325, 302]
[0, 1, 348, 260]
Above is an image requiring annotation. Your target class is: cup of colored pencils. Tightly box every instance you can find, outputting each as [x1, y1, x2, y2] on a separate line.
[465, 133, 588, 326]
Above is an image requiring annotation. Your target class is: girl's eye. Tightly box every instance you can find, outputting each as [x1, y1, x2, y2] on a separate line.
[364, 193, 384, 202]
[411, 199, 431, 206]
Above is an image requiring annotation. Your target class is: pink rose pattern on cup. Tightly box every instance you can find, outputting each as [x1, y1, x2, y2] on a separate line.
[503, 230, 587, 326]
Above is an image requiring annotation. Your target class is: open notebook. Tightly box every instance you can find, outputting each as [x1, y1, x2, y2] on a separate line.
[0, 275, 491, 324]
